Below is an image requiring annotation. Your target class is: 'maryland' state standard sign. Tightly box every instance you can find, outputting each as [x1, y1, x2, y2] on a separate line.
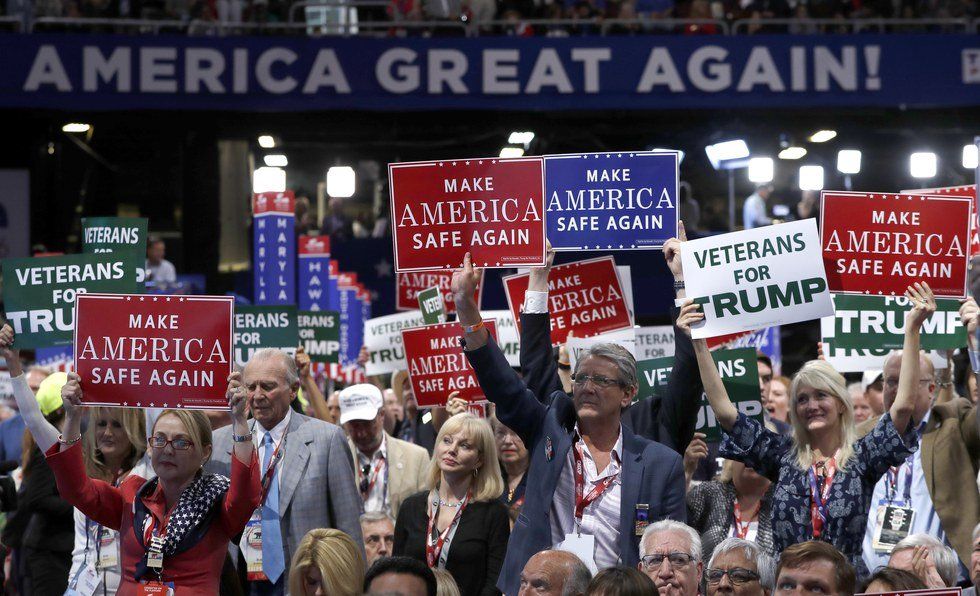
[682, 219, 833, 339]
[389, 157, 546, 271]
[820, 191, 971, 298]
[73, 294, 233, 409]
[544, 151, 678, 250]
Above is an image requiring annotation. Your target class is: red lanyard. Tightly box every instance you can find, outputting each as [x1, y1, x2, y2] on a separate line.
[572, 438, 618, 522]
[360, 456, 386, 498]
[807, 455, 838, 539]
[425, 492, 469, 568]
[732, 499, 761, 539]
[259, 426, 289, 504]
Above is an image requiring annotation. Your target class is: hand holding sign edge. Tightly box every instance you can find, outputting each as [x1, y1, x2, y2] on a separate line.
[451, 252, 488, 350]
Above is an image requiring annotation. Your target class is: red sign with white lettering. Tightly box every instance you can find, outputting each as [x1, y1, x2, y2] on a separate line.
[298, 235, 331, 256]
[73, 293, 234, 409]
[904, 184, 978, 257]
[396, 270, 483, 314]
[401, 320, 498, 407]
[501, 256, 634, 347]
[252, 191, 295, 214]
[820, 191, 971, 298]
[388, 158, 547, 272]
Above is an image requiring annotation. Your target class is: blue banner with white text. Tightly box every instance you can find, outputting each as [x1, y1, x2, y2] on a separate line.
[299, 254, 331, 310]
[253, 212, 296, 305]
[1, 33, 979, 110]
[545, 151, 679, 250]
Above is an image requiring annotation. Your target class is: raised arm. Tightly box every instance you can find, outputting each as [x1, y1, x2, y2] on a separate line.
[890, 283, 935, 433]
[519, 243, 564, 404]
[296, 346, 330, 422]
[453, 253, 547, 444]
[677, 302, 739, 431]
[959, 297, 980, 446]
[656, 221, 703, 451]
[0, 325, 60, 452]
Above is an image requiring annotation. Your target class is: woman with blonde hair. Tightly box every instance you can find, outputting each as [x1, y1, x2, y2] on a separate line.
[677, 282, 932, 577]
[394, 413, 510, 595]
[288, 528, 365, 596]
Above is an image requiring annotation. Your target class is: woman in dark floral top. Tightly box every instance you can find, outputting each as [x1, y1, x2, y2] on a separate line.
[677, 282, 935, 578]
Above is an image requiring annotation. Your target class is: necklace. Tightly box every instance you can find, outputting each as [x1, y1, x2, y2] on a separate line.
[438, 499, 464, 508]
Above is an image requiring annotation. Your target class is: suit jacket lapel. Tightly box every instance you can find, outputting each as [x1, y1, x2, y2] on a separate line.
[618, 426, 643, 557]
[278, 415, 312, 512]
[386, 435, 404, 498]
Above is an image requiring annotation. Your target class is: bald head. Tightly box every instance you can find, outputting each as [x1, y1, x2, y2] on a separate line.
[882, 350, 935, 422]
[518, 551, 592, 596]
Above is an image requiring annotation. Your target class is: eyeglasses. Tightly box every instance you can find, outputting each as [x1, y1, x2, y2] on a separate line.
[571, 373, 625, 388]
[148, 436, 195, 450]
[883, 378, 934, 388]
[705, 567, 761, 585]
[640, 552, 695, 570]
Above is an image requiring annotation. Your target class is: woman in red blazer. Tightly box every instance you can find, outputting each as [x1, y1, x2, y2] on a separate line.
[4, 320, 262, 596]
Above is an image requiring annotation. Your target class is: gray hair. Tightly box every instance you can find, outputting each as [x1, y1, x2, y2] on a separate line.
[639, 520, 701, 561]
[708, 538, 776, 590]
[246, 348, 299, 387]
[891, 534, 959, 587]
[360, 511, 395, 526]
[558, 553, 592, 596]
[973, 522, 980, 543]
[572, 343, 637, 388]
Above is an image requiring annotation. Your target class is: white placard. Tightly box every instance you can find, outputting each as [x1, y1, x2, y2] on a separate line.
[681, 219, 834, 339]
[364, 310, 427, 376]
[568, 329, 637, 369]
[634, 325, 675, 360]
[616, 265, 634, 317]
[482, 310, 520, 367]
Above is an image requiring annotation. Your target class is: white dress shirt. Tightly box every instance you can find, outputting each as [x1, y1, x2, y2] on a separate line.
[524, 290, 549, 314]
[357, 434, 389, 514]
[253, 409, 292, 489]
[862, 410, 962, 577]
[551, 426, 624, 570]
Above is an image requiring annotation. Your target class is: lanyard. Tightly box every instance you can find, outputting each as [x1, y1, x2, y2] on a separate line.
[885, 456, 915, 504]
[807, 454, 838, 539]
[732, 499, 761, 539]
[258, 424, 290, 504]
[359, 455, 388, 508]
[572, 436, 618, 523]
[425, 491, 470, 568]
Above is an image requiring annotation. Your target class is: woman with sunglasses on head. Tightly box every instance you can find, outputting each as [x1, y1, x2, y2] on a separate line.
[678, 283, 932, 578]
[0, 324, 262, 595]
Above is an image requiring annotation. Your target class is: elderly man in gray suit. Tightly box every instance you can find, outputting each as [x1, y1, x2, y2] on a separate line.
[207, 348, 363, 596]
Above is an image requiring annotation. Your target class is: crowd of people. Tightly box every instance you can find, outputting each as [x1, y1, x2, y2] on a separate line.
[8, 0, 975, 34]
[0, 222, 975, 596]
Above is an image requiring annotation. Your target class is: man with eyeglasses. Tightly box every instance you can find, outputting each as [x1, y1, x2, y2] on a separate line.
[339, 383, 429, 518]
[704, 538, 775, 596]
[637, 520, 702, 596]
[860, 300, 980, 580]
[452, 252, 686, 596]
[360, 511, 396, 566]
[206, 348, 363, 596]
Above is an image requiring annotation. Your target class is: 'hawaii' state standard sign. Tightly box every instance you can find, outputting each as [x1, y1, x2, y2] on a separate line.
[389, 157, 547, 271]
[73, 294, 234, 409]
[820, 191, 971, 298]
[544, 151, 679, 250]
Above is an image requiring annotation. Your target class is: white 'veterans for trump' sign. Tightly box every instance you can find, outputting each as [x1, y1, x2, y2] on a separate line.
[681, 219, 834, 339]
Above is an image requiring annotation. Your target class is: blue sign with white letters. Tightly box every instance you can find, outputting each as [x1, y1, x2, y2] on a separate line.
[545, 151, 678, 250]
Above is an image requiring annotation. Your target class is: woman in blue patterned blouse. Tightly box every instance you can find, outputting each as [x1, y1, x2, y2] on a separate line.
[677, 282, 934, 578]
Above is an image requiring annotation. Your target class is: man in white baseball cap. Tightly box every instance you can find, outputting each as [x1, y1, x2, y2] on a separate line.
[340, 384, 430, 518]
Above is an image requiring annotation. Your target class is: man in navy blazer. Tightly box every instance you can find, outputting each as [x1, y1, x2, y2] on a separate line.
[452, 253, 687, 596]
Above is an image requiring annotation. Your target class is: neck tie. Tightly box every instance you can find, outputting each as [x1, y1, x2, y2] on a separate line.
[261, 432, 286, 583]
